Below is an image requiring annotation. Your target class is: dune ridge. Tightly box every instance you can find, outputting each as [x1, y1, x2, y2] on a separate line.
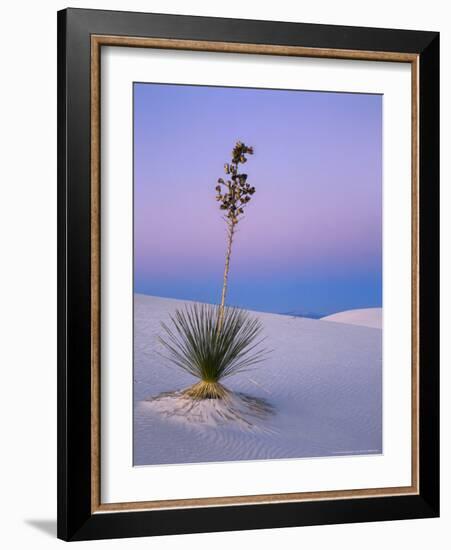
[321, 308, 382, 329]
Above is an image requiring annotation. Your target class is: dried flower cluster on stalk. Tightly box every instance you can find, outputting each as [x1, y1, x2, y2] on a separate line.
[215, 141, 256, 226]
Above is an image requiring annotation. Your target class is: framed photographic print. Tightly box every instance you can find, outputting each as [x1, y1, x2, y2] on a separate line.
[57, 8, 439, 541]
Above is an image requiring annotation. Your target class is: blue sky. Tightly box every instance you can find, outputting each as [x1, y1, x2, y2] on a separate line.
[134, 83, 382, 316]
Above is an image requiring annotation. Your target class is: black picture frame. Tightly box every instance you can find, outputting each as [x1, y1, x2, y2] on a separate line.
[57, 7, 439, 542]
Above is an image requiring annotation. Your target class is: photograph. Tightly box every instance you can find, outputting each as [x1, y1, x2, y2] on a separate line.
[133, 82, 383, 466]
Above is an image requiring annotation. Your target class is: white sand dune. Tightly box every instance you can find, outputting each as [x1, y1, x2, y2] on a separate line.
[134, 294, 382, 466]
[321, 308, 382, 329]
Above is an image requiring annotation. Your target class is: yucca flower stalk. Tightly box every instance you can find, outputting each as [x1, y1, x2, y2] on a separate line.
[216, 141, 255, 330]
[158, 141, 266, 400]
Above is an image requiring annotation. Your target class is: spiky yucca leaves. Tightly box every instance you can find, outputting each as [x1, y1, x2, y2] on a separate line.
[158, 303, 267, 399]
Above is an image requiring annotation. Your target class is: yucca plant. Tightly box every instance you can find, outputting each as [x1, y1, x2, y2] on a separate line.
[159, 141, 266, 400]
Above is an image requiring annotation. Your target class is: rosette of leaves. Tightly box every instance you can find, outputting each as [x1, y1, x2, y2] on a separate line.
[159, 303, 267, 400]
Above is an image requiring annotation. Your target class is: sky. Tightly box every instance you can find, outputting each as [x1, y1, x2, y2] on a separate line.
[134, 83, 382, 317]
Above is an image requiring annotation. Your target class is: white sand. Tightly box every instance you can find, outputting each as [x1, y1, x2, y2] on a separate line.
[321, 308, 382, 329]
[134, 294, 382, 466]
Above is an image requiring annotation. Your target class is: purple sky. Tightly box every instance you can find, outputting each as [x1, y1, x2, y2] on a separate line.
[134, 83, 382, 316]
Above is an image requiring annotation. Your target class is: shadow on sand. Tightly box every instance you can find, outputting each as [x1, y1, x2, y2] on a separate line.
[144, 388, 274, 431]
